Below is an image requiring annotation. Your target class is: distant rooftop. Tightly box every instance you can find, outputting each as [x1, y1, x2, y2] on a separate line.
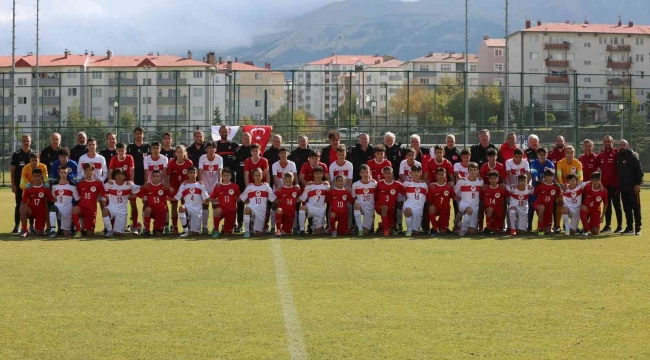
[408, 53, 478, 63]
[307, 55, 385, 66]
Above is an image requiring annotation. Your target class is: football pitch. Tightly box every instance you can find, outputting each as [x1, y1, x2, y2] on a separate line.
[1, 189, 649, 359]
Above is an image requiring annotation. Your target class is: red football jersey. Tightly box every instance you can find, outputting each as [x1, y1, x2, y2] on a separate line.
[109, 155, 135, 180]
[244, 157, 269, 184]
[209, 182, 241, 211]
[428, 183, 455, 212]
[22, 185, 55, 212]
[533, 182, 560, 204]
[376, 180, 405, 208]
[583, 183, 608, 212]
[480, 162, 507, 183]
[168, 159, 194, 190]
[77, 179, 106, 209]
[578, 153, 600, 181]
[481, 185, 508, 210]
[367, 158, 393, 181]
[275, 185, 302, 210]
[597, 148, 619, 187]
[327, 188, 353, 212]
[300, 162, 329, 184]
[139, 183, 174, 211]
[427, 158, 454, 183]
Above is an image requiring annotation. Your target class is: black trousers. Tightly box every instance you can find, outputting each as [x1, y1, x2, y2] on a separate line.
[236, 182, 247, 228]
[14, 188, 22, 227]
[605, 186, 623, 228]
[620, 190, 642, 230]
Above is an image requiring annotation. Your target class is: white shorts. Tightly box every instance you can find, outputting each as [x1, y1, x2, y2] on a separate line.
[187, 208, 203, 233]
[510, 206, 528, 231]
[249, 205, 268, 232]
[306, 204, 326, 229]
[358, 205, 375, 230]
[458, 201, 479, 229]
[51, 205, 72, 231]
[403, 199, 425, 216]
[565, 206, 581, 231]
[106, 205, 128, 233]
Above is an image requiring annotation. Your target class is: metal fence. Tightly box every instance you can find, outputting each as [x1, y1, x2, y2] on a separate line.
[2, 69, 649, 186]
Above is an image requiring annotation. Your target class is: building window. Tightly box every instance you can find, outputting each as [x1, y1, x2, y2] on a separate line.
[131, 89, 137, 97]
[67, 70, 77, 78]
[494, 49, 503, 57]
[494, 63, 503, 72]
[168, 89, 179, 97]
[380, 95, 386, 101]
[584, 42, 591, 48]
[157, 107, 163, 115]
[18, 78, 27, 86]
[142, 97, 151, 104]
[636, 54, 644, 62]
[567, 53, 575, 60]
[584, 94, 591, 99]
[441, 64, 451, 71]
[530, 52, 538, 60]
[254, 100, 261, 107]
[43, 89, 56, 97]
[380, 71, 387, 76]
[584, 77, 591, 83]
[18, 97, 27, 104]
[584, 60, 591, 65]
[193, 88, 203, 97]
[637, 38, 644, 45]
[193, 107, 203, 116]
[18, 115, 27, 123]
[92, 71, 102, 79]
[67, 88, 77, 96]
[470, 65, 478, 71]
[142, 78, 152, 86]
[92, 88, 102, 97]
[494, 78, 504, 86]
[254, 73, 261, 80]
[418, 78, 429, 85]
[419, 65, 429, 72]
[193, 71, 203, 78]
[255, 86, 262, 94]
[92, 107, 102, 117]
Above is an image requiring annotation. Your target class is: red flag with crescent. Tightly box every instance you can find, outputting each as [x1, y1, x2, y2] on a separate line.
[242, 125, 273, 153]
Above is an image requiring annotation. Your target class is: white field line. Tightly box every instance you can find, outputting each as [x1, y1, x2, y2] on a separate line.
[271, 239, 308, 360]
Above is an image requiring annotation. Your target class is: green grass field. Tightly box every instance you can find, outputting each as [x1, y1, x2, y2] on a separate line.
[1, 188, 650, 359]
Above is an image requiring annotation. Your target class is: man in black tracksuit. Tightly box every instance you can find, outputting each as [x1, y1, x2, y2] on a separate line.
[617, 141, 643, 235]
[289, 136, 312, 173]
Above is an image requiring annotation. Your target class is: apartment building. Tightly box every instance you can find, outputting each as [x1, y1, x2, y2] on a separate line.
[478, 35, 506, 85]
[295, 54, 387, 121]
[401, 52, 479, 87]
[217, 59, 285, 123]
[0, 50, 218, 138]
[360, 59, 405, 116]
[507, 19, 650, 114]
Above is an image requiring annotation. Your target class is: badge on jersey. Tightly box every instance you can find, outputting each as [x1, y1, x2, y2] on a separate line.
[495, 193, 501, 198]
[228, 189, 234, 195]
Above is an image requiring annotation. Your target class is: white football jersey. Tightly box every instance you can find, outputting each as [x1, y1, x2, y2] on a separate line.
[453, 162, 469, 179]
[351, 179, 377, 207]
[454, 178, 484, 207]
[509, 187, 532, 208]
[399, 160, 422, 181]
[240, 183, 277, 209]
[505, 159, 530, 186]
[329, 161, 354, 183]
[144, 155, 169, 183]
[299, 183, 330, 207]
[562, 182, 587, 209]
[403, 181, 428, 207]
[78, 153, 108, 182]
[51, 183, 80, 215]
[104, 182, 141, 212]
[271, 160, 297, 189]
[198, 154, 223, 190]
[175, 182, 209, 213]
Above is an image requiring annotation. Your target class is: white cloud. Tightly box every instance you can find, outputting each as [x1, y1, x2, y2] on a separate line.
[0, 0, 338, 56]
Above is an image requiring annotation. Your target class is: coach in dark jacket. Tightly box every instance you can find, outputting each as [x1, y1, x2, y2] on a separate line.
[263, 134, 283, 168]
[443, 134, 462, 165]
[289, 135, 312, 172]
[617, 140, 643, 235]
[348, 133, 374, 182]
[383, 132, 402, 174]
[319, 130, 341, 167]
[470, 129, 500, 168]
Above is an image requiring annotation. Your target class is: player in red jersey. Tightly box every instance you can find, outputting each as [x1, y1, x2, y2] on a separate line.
[376, 167, 405, 236]
[427, 145, 454, 185]
[274, 172, 301, 237]
[167, 145, 193, 233]
[299, 150, 330, 186]
[208, 168, 241, 237]
[481, 171, 509, 234]
[108, 142, 135, 182]
[367, 145, 392, 181]
[427, 168, 455, 236]
[479, 148, 506, 182]
[72, 163, 107, 236]
[19, 169, 55, 237]
[138, 170, 175, 236]
[244, 144, 270, 186]
[580, 172, 609, 236]
[533, 168, 562, 235]
[327, 175, 354, 237]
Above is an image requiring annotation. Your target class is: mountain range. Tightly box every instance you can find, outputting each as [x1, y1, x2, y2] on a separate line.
[215, 0, 650, 69]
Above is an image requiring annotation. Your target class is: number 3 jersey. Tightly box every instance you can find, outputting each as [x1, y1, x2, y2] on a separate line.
[175, 182, 209, 213]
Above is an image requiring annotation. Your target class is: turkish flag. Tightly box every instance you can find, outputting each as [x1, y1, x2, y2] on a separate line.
[242, 125, 273, 153]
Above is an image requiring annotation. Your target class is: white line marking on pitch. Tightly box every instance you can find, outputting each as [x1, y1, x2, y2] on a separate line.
[271, 239, 308, 360]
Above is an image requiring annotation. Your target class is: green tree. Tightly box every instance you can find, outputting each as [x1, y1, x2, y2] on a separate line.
[546, 113, 556, 126]
[212, 106, 222, 126]
[119, 111, 137, 129]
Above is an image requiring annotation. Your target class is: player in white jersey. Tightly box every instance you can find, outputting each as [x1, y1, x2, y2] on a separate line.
[397, 147, 422, 226]
[351, 164, 377, 236]
[78, 137, 108, 182]
[453, 162, 484, 236]
[298, 166, 330, 236]
[49, 165, 80, 237]
[102, 168, 141, 236]
[144, 142, 169, 184]
[176, 167, 209, 237]
[402, 164, 428, 236]
[271, 148, 297, 189]
[240, 168, 277, 237]
[453, 149, 471, 181]
[561, 173, 588, 235]
[198, 142, 224, 232]
[329, 146, 354, 189]
[508, 174, 533, 235]
[505, 148, 531, 187]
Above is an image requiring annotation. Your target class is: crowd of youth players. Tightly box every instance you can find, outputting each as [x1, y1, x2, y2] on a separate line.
[10, 127, 644, 238]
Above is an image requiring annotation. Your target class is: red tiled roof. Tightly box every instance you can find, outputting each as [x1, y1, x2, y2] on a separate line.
[484, 39, 506, 47]
[409, 53, 478, 63]
[308, 55, 385, 66]
[217, 62, 270, 71]
[367, 59, 404, 68]
[88, 55, 211, 68]
[521, 23, 650, 35]
[6, 54, 88, 67]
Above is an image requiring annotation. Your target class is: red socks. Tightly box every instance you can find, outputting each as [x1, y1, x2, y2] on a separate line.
[276, 212, 283, 232]
[143, 216, 151, 232]
[72, 213, 81, 232]
[580, 210, 589, 232]
[485, 215, 493, 231]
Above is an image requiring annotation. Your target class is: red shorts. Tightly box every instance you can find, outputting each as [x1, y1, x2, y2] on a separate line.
[588, 208, 601, 229]
[534, 201, 554, 226]
[433, 209, 451, 230]
[79, 205, 98, 231]
[150, 207, 168, 231]
[277, 206, 297, 234]
[217, 206, 237, 234]
[30, 208, 48, 232]
[375, 204, 395, 214]
[330, 210, 349, 234]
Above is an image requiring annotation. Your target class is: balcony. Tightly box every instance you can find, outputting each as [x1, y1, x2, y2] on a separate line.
[389, 75, 403, 81]
[606, 44, 631, 52]
[608, 94, 621, 100]
[36, 77, 60, 86]
[157, 96, 187, 105]
[546, 93, 570, 100]
[1, 74, 13, 86]
[42, 115, 60, 122]
[544, 42, 571, 50]
[109, 96, 138, 106]
[607, 77, 631, 86]
[545, 75, 569, 83]
[545, 59, 569, 67]
[109, 78, 138, 86]
[156, 114, 188, 121]
[31, 96, 60, 106]
[157, 78, 187, 86]
[607, 60, 632, 69]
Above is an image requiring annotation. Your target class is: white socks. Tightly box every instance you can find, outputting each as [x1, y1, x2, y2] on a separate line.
[509, 209, 517, 230]
[412, 212, 422, 232]
[179, 212, 188, 233]
[462, 213, 471, 231]
[298, 210, 306, 231]
[563, 214, 570, 233]
[49, 212, 57, 233]
[202, 208, 209, 229]
[103, 216, 112, 231]
[354, 210, 363, 230]
[243, 214, 251, 233]
[270, 210, 276, 229]
[405, 215, 413, 232]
